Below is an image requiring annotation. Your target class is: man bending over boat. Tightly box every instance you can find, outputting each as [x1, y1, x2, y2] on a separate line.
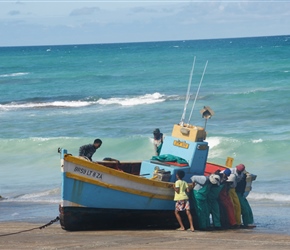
[79, 138, 102, 161]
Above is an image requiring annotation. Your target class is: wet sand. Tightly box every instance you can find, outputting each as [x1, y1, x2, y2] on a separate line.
[1, 222, 290, 250]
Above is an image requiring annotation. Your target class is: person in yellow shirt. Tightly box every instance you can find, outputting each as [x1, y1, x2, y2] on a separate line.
[172, 170, 195, 232]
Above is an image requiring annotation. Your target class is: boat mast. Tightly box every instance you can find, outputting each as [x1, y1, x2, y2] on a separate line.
[187, 60, 208, 125]
[180, 56, 196, 126]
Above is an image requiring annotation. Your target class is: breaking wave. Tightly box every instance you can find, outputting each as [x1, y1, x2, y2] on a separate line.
[0, 72, 29, 78]
[97, 92, 166, 106]
[0, 100, 93, 110]
[249, 192, 290, 203]
[2, 188, 61, 204]
[0, 92, 169, 110]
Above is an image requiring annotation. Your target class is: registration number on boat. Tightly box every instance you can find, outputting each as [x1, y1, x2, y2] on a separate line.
[74, 166, 103, 179]
[173, 140, 189, 149]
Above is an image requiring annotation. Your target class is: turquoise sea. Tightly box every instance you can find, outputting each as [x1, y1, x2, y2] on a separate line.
[0, 35, 290, 234]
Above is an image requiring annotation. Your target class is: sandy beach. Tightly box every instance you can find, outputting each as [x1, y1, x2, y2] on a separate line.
[0, 222, 290, 250]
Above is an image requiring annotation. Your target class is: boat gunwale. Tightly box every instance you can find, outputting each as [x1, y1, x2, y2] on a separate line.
[64, 154, 174, 189]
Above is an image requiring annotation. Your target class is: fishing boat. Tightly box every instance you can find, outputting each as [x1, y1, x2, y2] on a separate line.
[58, 61, 256, 231]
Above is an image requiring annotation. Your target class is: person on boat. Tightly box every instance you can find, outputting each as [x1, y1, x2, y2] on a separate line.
[79, 138, 102, 161]
[207, 169, 231, 230]
[228, 164, 245, 227]
[153, 128, 164, 156]
[172, 170, 195, 232]
[235, 169, 256, 228]
[190, 174, 220, 231]
[219, 173, 238, 229]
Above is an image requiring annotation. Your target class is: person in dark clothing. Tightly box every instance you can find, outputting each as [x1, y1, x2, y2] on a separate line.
[235, 171, 255, 228]
[79, 138, 102, 161]
[153, 128, 164, 156]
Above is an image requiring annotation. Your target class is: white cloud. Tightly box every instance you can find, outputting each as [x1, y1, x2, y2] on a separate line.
[70, 7, 100, 16]
[8, 10, 21, 16]
[0, 1, 290, 46]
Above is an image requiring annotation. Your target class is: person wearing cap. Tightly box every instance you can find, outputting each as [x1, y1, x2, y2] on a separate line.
[235, 167, 256, 228]
[190, 174, 220, 230]
[220, 168, 231, 182]
[79, 138, 102, 161]
[228, 164, 246, 226]
[153, 128, 164, 156]
[219, 173, 238, 228]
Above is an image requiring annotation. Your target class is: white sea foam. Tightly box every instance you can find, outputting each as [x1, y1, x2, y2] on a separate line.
[29, 137, 78, 142]
[207, 137, 221, 148]
[0, 100, 93, 110]
[206, 136, 243, 159]
[97, 92, 166, 106]
[242, 86, 283, 94]
[1, 137, 80, 143]
[206, 137, 224, 158]
[249, 192, 290, 203]
[252, 138, 263, 143]
[0, 93, 166, 110]
[0, 72, 29, 77]
[4, 188, 60, 204]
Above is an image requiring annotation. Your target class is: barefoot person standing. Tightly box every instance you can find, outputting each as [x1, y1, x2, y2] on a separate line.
[172, 170, 195, 232]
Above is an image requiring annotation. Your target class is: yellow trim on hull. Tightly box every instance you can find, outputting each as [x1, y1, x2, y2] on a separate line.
[64, 154, 172, 188]
[66, 172, 173, 201]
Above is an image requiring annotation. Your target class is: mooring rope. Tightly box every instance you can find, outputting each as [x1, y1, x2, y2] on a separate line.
[0, 216, 59, 237]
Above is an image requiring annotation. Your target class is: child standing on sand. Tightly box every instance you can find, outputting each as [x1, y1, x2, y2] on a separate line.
[172, 170, 195, 232]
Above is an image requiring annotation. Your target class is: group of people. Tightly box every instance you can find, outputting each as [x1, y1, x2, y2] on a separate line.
[79, 132, 255, 232]
[173, 164, 255, 231]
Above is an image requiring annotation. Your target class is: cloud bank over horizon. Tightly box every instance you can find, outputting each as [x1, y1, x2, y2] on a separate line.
[0, 1, 289, 46]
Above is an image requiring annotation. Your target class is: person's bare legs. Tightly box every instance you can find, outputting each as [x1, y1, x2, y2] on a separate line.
[174, 210, 185, 230]
[186, 210, 195, 231]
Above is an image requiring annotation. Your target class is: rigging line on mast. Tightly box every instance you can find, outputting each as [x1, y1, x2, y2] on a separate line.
[187, 60, 208, 125]
[180, 56, 196, 126]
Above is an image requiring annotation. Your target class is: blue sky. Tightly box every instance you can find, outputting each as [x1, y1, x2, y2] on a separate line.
[0, 0, 290, 46]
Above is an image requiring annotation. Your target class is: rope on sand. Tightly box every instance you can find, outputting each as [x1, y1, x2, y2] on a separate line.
[0, 216, 60, 237]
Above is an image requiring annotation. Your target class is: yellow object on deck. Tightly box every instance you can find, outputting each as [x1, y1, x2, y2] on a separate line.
[225, 157, 234, 168]
[171, 124, 206, 142]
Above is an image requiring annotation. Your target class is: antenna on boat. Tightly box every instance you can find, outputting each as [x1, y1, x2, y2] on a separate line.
[187, 60, 208, 125]
[180, 56, 196, 126]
